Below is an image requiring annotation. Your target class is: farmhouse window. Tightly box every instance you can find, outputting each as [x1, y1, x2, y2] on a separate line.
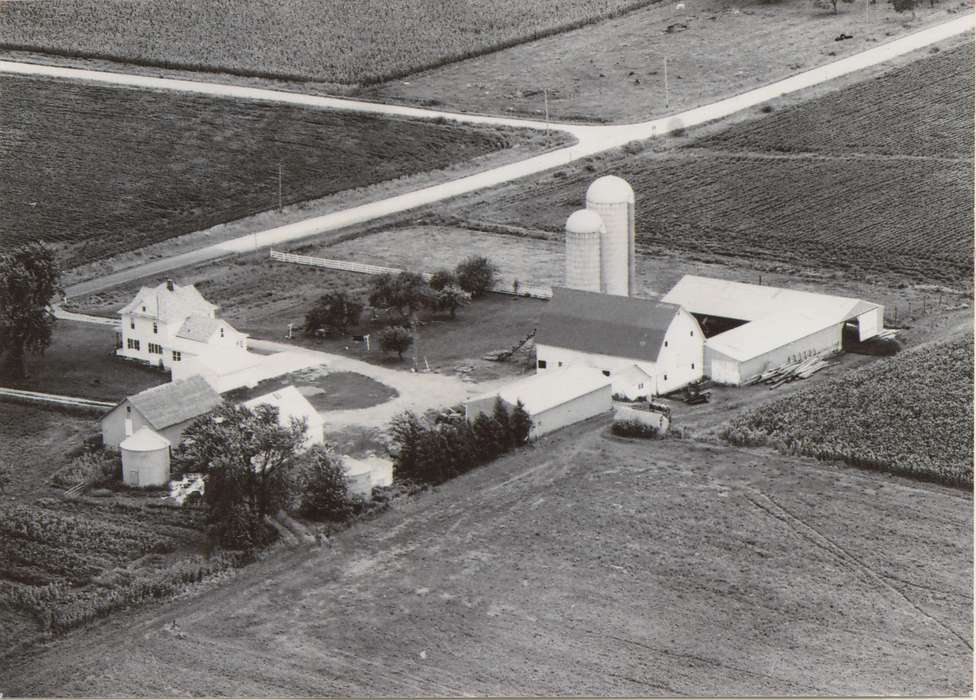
[537, 360, 547, 369]
[172, 351, 182, 362]
[690, 331, 693, 336]
[602, 370, 610, 377]
[219, 328, 224, 338]
[153, 322, 158, 334]
[664, 341, 668, 347]
[638, 383, 644, 389]
[558, 361, 563, 367]
[148, 343, 163, 354]
[130, 320, 135, 330]
[142, 306, 146, 312]
[127, 339, 140, 351]
[691, 363, 695, 369]
[664, 374, 668, 381]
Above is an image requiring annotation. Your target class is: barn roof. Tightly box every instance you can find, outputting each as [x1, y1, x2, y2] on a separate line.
[537, 287, 682, 364]
[662, 275, 879, 325]
[119, 281, 217, 324]
[477, 366, 612, 416]
[127, 376, 222, 430]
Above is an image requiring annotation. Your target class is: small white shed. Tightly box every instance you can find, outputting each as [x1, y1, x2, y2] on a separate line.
[465, 366, 612, 439]
[244, 385, 325, 450]
[119, 427, 171, 487]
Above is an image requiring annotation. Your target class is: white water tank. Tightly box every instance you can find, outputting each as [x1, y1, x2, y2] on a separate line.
[586, 175, 635, 296]
[564, 209, 604, 292]
[120, 427, 171, 487]
[342, 456, 374, 499]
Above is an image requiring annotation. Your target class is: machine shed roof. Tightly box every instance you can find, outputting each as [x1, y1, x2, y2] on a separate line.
[662, 275, 879, 325]
[476, 367, 611, 416]
[538, 287, 682, 364]
[127, 376, 222, 430]
[706, 311, 838, 362]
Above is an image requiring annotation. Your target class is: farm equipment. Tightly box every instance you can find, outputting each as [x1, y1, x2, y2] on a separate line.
[676, 384, 711, 405]
[482, 329, 536, 362]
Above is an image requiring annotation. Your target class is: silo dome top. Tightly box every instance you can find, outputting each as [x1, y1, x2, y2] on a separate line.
[586, 175, 635, 204]
[565, 209, 606, 234]
[119, 426, 171, 452]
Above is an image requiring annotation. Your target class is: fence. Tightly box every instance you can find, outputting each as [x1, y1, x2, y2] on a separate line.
[0, 387, 115, 412]
[269, 249, 553, 300]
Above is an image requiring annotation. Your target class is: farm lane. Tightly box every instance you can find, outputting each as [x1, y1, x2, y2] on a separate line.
[29, 12, 972, 299]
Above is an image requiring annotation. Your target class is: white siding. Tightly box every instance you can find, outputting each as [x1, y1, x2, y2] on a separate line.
[706, 322, 842, 385]
[655, 308, 705, 395]
[530, 385, 612, 438]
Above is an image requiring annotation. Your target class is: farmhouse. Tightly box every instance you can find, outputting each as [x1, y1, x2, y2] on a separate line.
[116, 279, 248, 370]
[535, 287, 705, 398]
[662, 275, 885, 385]
[243, 385, 324, 450]
[465, 366, 612, 438]
[101, 376, 222, 449]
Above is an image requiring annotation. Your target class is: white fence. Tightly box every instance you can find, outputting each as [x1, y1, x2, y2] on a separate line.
[0, 387, 115, 411]
[269, 249, 553, 300]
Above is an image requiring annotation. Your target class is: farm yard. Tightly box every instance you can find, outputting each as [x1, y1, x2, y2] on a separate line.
[224, 369, 398, 412]
[722, 335, 974, 487]
[1, 425, 970, 696]
[0, 74, 548, 270]
[452, 41, 975, 284]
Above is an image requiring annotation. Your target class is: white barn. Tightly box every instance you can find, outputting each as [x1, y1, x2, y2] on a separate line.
[464, 366, 612, 439]
[535, 287, 705, 398]
[663, 275, 885, 385]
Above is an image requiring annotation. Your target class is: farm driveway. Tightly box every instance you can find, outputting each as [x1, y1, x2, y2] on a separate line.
[6, 14, 965, 298]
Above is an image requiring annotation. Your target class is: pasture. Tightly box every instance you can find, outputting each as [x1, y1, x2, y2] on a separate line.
[2, 425, 970, 696]
[0, 74, 530, 269]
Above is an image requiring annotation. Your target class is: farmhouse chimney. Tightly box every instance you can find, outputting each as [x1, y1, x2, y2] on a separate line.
[166, 279, 174, 292]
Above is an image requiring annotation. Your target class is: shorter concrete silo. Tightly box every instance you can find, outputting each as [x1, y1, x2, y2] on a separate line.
[564, 209, 605, 293]
[342, 456, 374, 499]
[120, 427, 171, 487]
[586, 175, 636, 297]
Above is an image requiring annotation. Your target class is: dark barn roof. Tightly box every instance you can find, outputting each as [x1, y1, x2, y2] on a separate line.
[537, 287, 681, 364]
[127, 376, 222, 430]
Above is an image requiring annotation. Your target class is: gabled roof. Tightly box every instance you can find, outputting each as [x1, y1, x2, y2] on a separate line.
[706, 310, 837, 362]
[176, 315, 223, 343]
[662, 275, 879, 325]
[537, 287, 682, 364]
[127, 376, 222, 430]
[243, 385, 321, 429]
[119, 281, 217, 324]
[473, 366, 611, 415]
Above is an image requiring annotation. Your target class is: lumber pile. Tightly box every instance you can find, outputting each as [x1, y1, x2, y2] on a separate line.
[745, 353, 838, 388]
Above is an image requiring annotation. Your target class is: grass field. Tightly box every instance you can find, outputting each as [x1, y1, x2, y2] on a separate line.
[2, 425, 970, 696]
[0, 74, 536, 270]
[224, 369, 398, 412]
[454, 43, 974, 283]
[722, 336, 974, 487]
[0, 0, 656, 86]
[0, 321, 166, 402]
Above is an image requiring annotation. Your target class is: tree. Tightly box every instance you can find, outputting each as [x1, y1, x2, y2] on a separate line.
[510, 400, 533, 445]
[434, 285, 471, 319]
[368, 271, 433, 320]
[304, 291, 363, 337]
[428, 269, 457, 291]
[0, 243, 61, 379]
[891, 0, 918, 17]
[813, 0, 853, 12]
[299, 445, 354, 521]
[378, 325, 413, 360]
[455, 256, 497, 298]
[0, 457, 11, 496]
[175, 402, 308, 549]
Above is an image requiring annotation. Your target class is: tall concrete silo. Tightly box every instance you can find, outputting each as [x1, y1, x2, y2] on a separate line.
[564, 209, 604, 293]
[586, 175, 635, 296]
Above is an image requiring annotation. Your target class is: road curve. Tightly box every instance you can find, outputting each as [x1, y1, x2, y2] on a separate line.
[3, 15, 968, 298]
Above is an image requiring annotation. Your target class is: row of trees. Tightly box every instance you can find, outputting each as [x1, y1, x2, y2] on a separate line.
[304, 255, 498, 360]
[390, 398, 531, 485]
[0, 243, 61, 379]
[175, 402, 356, 549]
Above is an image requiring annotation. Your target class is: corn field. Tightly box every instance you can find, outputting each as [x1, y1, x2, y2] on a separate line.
[0, 0, 656, 85]
[721, 337, 974, 487]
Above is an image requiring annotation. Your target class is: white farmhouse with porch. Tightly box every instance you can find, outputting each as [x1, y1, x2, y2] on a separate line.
[116, 279, 248, 370]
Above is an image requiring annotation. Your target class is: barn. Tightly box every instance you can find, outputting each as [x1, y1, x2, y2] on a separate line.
[662, 275, 885, 385]
[535, 287, 705, 398]
[101, 376, 223, 449]
[464, 366, 612, 438]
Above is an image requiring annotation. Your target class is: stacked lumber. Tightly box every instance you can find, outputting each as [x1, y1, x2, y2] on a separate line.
[745, 353, 838, 388]
[876, 328, 899, 340]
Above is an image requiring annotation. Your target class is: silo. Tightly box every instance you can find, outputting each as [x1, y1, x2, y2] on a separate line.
[120, 427, 171, 487]
[586, 175, 636, 296]
[564, 209, 605, 292]
[342, 456, 374, 499]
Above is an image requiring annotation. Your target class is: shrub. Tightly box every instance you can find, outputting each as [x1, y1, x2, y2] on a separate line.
[50, 449, 121, 489]
[299, 446, 354, 521]
[455, 255, 497, 298]
[612, 419, 659, 439]
[378, 325, 413, 360]
[428, 269, 457, 291]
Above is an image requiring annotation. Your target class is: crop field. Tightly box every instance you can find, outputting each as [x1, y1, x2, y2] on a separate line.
[2, 427, 971, 696]
[0, 0, 655, 85]
[702, 43, 975, 157]
[723, 336, 974, 487]
[0, 75, 528, 270]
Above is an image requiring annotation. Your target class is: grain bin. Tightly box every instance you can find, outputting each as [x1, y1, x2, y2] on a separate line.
[342, 456, 374, 499]
[119, 427, 171, 487]
[564, 209, 605, 292]
[586, 175, 635, 296]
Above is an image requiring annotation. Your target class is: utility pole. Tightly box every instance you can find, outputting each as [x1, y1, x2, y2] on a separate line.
[664, 56, 670, 110]
[544, 88, 550, 143]
[277, 162, 283, 213]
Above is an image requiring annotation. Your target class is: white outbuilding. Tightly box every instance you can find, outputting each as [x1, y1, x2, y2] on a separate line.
[535, 287, 705, 398]
[464, 366, 612, 438]
[119, 426, 171, 487]
[243, 385, 324, 450]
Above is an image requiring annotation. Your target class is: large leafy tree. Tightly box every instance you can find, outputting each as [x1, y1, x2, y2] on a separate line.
[304, 291, 364, 337]
[175, 402, 308, 549]
[368, 271, 433, 320]
[0, 243, 61, 378]
[455, 255, 497, 298]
